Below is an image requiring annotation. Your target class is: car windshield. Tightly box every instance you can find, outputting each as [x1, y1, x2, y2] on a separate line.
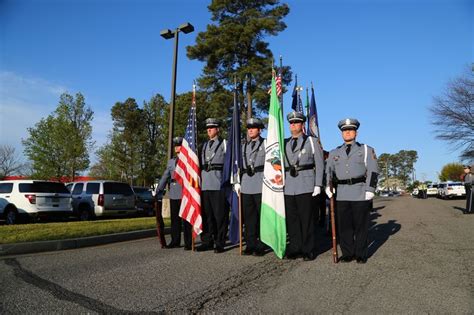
[19, 182, 69, 193]
[447, 183, 462, 187]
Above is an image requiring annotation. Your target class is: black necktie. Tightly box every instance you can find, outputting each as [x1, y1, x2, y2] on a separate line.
[346, 144, 351, 156]
[291, 139, 298, 152]
[251, 141, 256, 150]
[209, 140, 214, 149]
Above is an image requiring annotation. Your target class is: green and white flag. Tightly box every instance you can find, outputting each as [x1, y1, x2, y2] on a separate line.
[260, 73, 286, 259]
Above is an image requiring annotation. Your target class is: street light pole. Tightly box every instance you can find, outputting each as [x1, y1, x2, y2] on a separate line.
[167, 29, 179, 161]
[161, 22, 194, 161]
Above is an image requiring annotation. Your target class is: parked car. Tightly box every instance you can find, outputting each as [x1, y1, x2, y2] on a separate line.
[379, 190, 399, 197]
[426, 184, 439, 197]
[0, 180, 72, 224]
[133, 186, 155, 216]
[66, 180, 137, 220]
[438, 181, 466, 199]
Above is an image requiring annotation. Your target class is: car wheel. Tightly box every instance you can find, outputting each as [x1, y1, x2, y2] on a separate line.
[78, 206, 92, 221]
[5, 207, 18, 225]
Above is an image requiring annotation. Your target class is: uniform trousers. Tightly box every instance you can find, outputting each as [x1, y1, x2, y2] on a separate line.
[241, 193, 263, 250]
[169, 199, 192, 248]
[284, 193, 318, 256]
[318, 191, 327, 228]
[201, 190, 228, 248]
[336, 200, 370, 259]
[465, 185, 473, 214]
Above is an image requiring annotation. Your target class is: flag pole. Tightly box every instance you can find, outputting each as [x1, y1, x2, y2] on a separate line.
[192, 80, 197, 252]
[279, 55, 283, 115]
[235, 75, 243, 256]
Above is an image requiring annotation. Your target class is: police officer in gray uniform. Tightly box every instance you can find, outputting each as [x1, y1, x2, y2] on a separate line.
[196, 118, 228, 253]
[284, 111, 325, 261]
[326, 118, 379, 263]
[239, 118, 266, 256]
[156, 137, 192, 249]
[463, 165, 473, 214]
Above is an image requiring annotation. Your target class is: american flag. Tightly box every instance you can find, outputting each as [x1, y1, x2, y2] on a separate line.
[175, 85, 202, 236]
[267, 70, 282, 96]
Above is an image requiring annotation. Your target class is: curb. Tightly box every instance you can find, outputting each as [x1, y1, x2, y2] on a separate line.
[0, 227, 170, 256]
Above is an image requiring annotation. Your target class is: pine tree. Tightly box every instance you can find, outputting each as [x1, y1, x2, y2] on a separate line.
[187, 0, 292, 119]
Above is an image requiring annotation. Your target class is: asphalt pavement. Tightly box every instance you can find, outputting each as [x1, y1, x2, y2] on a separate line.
[1, 196, 473, 313]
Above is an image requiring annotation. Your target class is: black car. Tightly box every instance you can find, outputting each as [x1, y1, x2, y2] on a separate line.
[133, 187, 155, 216]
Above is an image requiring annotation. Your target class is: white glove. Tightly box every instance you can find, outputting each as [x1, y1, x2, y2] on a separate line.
[234, 183, 241, 195]
[325, 186, 335, 199]
[312, 186, 321, 196]
[365, 191, 375, 200]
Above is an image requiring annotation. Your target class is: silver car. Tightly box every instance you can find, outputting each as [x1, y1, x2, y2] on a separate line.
[67, 180, 137, 220]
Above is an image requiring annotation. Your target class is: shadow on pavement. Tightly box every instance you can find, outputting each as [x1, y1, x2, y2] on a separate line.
[453, 206, 466, 213]
[368, 208, 401, 258]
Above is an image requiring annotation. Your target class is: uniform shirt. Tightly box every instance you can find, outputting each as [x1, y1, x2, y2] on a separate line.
[200, 137, 226, 191]
[283, 134, 324, 196]
[326, 142, 379, 201]
[156, 157, 182, 200]
[464, 173, 473, 186]
[241, 137, 265, 195]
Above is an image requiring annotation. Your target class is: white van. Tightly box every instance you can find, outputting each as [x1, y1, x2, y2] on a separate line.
[0, 180, 72, 224]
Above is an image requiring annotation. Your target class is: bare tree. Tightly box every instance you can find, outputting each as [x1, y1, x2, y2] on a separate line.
[0, 144, 25, 177]
[430, 68, 474, 161]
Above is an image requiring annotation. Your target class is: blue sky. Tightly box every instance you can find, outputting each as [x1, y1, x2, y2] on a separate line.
[0, 0, 472, 181]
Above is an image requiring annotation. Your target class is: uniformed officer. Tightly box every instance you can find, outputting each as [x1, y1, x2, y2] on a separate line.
[239, 118, 266, 256]
[325, 118, 379, 264]
[196, 118, 228, 253]
[284, 111, 325, 261]
[156, 137, 192, 250]
[463, 165, 473, 214]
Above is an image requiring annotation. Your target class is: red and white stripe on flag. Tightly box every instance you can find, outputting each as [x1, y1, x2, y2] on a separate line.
[268, 73, 282, 96]
[175, 141, 202, 236]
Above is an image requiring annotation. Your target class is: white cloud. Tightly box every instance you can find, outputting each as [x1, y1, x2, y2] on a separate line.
[0, 71, 69, 153]
[0, 71, 114, 166]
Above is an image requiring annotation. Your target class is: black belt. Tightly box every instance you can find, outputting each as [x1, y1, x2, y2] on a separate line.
[170, 179, 177, 183]
[242, 165, 264, 176]
[336, 176, 366, 185]
[284, 164, 315, 172]
[202, 163, 223, 171]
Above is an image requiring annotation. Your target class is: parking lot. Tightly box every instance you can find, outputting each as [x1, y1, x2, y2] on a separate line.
[1, 196, 473, 313]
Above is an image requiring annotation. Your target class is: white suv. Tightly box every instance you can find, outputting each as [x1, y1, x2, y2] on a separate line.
[66, 180, 137, 220]
[0, 180, 72, 224]
[438, 182, 466, 199]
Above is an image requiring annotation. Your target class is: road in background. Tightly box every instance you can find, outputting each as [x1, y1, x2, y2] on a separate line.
[1, 196, 473, 313]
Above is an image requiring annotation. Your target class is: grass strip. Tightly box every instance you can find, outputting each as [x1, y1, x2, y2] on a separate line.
[0, 217, 170, 244]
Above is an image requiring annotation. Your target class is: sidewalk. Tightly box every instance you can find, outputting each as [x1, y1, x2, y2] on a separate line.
[0, 227, 170, 256]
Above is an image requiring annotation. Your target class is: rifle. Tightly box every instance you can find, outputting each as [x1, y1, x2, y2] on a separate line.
[154, 196, 167, 248]
[329, 176, 338, 263]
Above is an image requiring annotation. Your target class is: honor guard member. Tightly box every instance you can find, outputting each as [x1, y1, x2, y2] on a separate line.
[325, 118, 379, 264]
[196, 118, 228, 253]
[240, 118, 266, 256]
[463, 165, 473, 214]
[284, 111, 325, 261]
[156, 137, 192, 250]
